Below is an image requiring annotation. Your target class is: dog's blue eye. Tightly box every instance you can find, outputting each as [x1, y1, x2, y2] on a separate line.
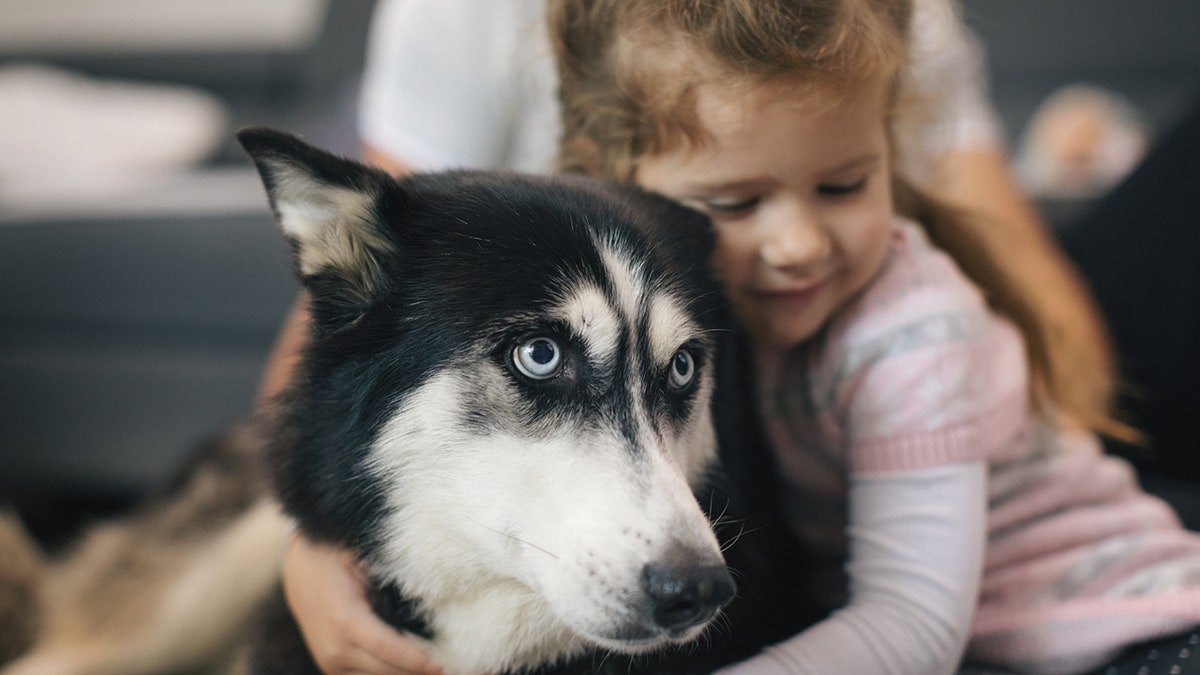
[513, 337, 562, 380]
[669, 349, 695, 388]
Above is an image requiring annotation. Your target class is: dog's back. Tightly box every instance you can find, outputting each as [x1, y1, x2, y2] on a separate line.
[0, 422, 287, 675]
[0, 511, 40, 666]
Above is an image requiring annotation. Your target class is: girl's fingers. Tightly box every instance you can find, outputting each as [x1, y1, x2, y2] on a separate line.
[355, 622, 443, 675]
[340, 645, 434, 675]
[281, 532, 443, 675]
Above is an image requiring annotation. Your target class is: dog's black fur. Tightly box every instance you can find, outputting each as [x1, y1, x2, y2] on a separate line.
[238, 129, 816, 675]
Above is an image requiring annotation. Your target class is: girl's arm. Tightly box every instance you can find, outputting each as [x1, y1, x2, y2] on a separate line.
[715, 461, 987, 675]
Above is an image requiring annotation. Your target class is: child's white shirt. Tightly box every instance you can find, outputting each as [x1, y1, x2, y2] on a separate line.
[715, 462, 986, 675]
[357, 0, 1001, 179]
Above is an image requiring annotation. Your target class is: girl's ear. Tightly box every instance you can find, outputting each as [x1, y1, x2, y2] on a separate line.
[237, 127, 397, 332]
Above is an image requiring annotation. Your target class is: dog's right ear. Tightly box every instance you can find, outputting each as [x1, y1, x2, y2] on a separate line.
[238, 127, 397, 332]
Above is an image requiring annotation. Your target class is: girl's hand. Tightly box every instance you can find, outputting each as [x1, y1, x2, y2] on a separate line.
[282, 531, 444, 675]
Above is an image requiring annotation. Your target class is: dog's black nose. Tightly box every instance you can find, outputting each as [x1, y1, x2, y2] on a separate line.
[642, 563, 736, 631]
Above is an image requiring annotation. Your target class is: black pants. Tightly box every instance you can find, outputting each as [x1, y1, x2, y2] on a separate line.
[1082, 630, 1200, 675]
[1058, 92, 1200, 479]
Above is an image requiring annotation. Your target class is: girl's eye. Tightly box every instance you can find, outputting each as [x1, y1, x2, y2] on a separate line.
[703, 196, 760, 214]
[513, 337, 562, 380]
[668, 349, 695, 389]
[817, 177, 868, 197]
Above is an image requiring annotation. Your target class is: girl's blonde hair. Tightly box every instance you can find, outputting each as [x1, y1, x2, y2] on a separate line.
[552, 0, 909, 180]
[550, 0, 1131, 439]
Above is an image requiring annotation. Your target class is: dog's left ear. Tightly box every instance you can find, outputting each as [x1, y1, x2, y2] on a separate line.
[238, 127, 396, 331]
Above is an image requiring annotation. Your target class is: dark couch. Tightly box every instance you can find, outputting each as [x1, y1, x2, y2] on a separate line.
[2, 1, 1198, 544]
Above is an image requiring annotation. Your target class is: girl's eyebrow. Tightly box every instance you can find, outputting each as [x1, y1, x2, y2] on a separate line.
[681, 177, 767, 195]
[818, 152, 883, 177]
[679, 152, 883, 194]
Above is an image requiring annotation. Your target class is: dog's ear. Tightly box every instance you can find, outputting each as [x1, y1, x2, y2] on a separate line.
[237, 127, 396, 331]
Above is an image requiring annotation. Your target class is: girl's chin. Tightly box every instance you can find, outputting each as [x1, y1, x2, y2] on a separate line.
[745, 322, 823, 349]
[739, 306, 829, 348]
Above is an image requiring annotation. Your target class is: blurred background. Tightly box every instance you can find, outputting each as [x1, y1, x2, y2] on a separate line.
[0, 0, 375, 545]
[1, 0, 1198, 547]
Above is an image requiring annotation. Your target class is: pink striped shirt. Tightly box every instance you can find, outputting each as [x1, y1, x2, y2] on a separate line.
[757, 218, 1200, 674]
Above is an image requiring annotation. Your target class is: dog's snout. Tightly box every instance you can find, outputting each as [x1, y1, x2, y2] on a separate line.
[642, 562, 736, 631]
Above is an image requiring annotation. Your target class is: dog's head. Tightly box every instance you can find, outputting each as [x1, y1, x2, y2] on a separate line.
[240, 129, 736, 668]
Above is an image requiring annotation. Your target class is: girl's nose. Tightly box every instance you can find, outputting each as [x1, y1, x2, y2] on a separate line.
[759, 201, 829, 269]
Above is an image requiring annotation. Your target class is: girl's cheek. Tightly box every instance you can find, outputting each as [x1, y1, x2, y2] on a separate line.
[711, 230, 756, 278]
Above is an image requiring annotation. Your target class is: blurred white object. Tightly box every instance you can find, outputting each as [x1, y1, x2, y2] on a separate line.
[0, 64, 233, 216]
[1016, 84, 1150, 200]
[0, 0, 326, 53]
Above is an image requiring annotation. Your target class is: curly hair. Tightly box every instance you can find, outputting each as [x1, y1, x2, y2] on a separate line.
[551, 0, 912, 180]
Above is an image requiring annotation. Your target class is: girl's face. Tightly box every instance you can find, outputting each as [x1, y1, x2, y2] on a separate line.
[636, 80, 895, 349]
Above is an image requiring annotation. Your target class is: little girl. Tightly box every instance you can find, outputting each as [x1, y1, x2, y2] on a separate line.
[547, 1, 1200, 673]
[287, 1, 1200, 674]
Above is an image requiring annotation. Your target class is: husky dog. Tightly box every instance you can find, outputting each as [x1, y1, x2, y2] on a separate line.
[235, 129, 811, 675]
[0, 129, 810, 675]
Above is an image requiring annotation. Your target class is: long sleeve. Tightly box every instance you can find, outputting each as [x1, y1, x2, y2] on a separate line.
[715, 462, 986, 675]
[357, 0, 558, 172]
[895, 0, 1005, 183]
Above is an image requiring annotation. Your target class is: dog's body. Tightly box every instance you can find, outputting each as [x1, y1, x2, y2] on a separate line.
[234, 128, 811, 667]
[237, 129, 813, 674]
[0, 130, 813, 675]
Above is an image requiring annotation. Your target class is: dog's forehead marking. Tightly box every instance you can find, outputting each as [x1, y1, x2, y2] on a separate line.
[647, 293, 701, 362]
[598, 243, 644, 324]
[597, 239, 701, 363]
[554, 284, 621, 367]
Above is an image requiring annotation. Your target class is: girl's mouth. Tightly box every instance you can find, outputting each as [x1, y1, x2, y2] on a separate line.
[753, 278, 829, 305]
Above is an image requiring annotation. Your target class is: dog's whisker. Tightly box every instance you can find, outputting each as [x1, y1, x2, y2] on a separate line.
[595, 648, 614, 672]
[718, 524, 744, 553]
[696, 325, 735, 337]
[708, 494, 733, 526]
[466, 517, 561, 559]
[717, 521, 764, 553]
[725, 562, 751, 581]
